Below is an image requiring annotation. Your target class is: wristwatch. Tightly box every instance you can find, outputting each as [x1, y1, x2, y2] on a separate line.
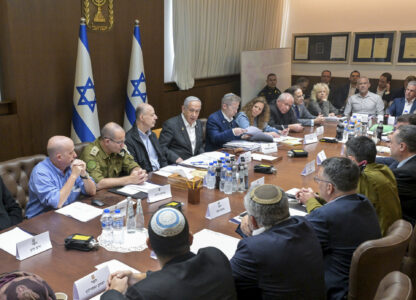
[80, 173, 89, 180]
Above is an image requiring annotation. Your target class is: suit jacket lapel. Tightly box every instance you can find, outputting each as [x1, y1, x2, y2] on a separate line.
[178, 116, 192, 151]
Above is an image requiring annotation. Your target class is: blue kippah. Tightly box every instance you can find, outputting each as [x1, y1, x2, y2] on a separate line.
[150, 207, 186, 237]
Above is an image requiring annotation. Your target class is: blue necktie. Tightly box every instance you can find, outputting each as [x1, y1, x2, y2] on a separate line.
[294, 106, 300, 118]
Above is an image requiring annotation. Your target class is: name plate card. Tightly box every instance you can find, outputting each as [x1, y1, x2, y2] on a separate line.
[388, 116, 396, 125]
[147, 184, 172, 203]
[16, 231, 52, 261]
[315, 126, 324, 136]
[303, 133, 318, 145]
[260, 143, 278, 154]
[73, 266, 110, 300]
[316, 150, 327, 165]
[238, 151, 252, 163]
[205, 197, 231, 220]
[301, 160, 316, 176]
[250, 177, 265, 190]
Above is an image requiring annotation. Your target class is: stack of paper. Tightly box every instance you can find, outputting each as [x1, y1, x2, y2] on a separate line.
[251, 153, 277, 162]
[190, 229, 240, 260]
[154, 165, 196, 179]
[223, 140, 261, 151]
[55, 202, 103, 222]
[181, 151, 234, 169]
[0, 227, 33, 256]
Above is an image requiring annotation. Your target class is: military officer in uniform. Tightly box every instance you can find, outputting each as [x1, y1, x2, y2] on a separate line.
[258, 73, 282, 105]
[80, 122, 147, 190]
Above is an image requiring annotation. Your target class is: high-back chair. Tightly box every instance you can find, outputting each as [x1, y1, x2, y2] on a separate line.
[374, 271, 412, 300]
[349, 219, 413, 300]
[0, 155, 46, 215]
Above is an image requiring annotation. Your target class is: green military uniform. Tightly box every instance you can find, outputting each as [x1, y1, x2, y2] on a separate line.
[305, 163, 401, 236]
[80, 139, 139, 183]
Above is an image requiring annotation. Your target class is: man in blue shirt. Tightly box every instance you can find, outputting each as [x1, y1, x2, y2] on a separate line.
[26, 136, 96, 218]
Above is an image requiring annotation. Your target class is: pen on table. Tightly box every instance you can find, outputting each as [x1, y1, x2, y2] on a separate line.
[190, 161, 205, 165]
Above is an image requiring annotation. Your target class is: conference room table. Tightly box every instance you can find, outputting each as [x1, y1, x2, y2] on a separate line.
[0, 122, 355, 297]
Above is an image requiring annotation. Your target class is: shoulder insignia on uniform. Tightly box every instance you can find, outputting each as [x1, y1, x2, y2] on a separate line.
[90, 146, 99, 156]
[122, 145, 131, 156]
[87, 160, 97, 171]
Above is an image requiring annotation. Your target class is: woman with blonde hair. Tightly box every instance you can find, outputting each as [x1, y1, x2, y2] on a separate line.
[235, 96, 282, 137]
[308, 83, 337, 117]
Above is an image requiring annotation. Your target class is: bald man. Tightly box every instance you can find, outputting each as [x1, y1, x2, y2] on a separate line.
[125, 103, 168, 173]
[81, 122, 147, 190]
[26, 136, 96, 218]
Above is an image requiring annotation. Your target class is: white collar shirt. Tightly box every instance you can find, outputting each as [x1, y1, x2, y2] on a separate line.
[181, 113, 197, 154]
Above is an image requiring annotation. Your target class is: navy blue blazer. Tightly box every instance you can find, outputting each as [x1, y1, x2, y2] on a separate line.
[230, 216, 325, 300]
[205, 110, 240, 151]
[390, 156, 416, 225]
[388, 97, 416, 116]
[306, 194, 381, 300]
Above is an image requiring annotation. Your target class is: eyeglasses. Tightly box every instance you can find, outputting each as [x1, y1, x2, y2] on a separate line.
[104, 137, 125, 145]
[313, 176, 332, 184]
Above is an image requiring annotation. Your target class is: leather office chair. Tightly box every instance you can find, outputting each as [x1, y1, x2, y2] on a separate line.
[0, 154, 46, 214]
[152, 128, 162, 139]
[74, 142, 90, 157]
[401, 223, 416, 298]
[349, 219, 413, 300]
[373, 271, 412, 300]
[199, 118, 207, 143]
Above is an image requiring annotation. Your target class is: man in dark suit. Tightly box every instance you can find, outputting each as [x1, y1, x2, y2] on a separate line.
[159, 96, 204, 164]
[257, 73, 282, 105]
[269, 93, 304, 132]
[102, 207, 237, 300]
[371, 72, 393, 108]
[391, 75, 416, 100]
[332, 70, 360, 112]
[297, 157, 381, 300]
[389, 125, 416, 225]
[231, 184, 325, 299]
[388, 81, 416, 116]
[205, 93, 247, 151]
[125, 103, 168, 173]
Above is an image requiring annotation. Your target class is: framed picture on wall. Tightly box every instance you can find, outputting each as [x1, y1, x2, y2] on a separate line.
[397, 31, 416, 64]
[292, 32, 350, 63]
[352, 31, 395, 64]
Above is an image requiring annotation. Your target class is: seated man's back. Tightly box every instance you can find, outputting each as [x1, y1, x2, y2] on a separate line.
[127, 247, 236, 300]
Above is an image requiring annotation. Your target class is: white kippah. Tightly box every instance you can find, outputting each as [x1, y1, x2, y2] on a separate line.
[150, 208, 186, 237]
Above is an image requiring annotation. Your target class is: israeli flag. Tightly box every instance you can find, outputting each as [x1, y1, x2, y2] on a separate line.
[71, 18, 100, 143]
[123, 20, 147, 131]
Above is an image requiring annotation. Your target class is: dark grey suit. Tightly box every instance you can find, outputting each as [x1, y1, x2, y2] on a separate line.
[159, 115, 204, 164]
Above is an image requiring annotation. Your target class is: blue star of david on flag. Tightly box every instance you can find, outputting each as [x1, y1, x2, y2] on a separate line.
[76, 77, 97, 112]
[130, 72, 147, 103]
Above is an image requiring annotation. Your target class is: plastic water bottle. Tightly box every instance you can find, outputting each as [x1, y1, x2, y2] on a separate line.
[220, 165, 227, 192]
[238, 162, 246, 192]
[355, 120, 362, 136]
[126, 198, 136, 233]
[206, 162, 216, 190]
[225, 153, 230, 166]
[342, 120, 349, 142]
[100, 209, 113, 246]
[240, 157, 249, 191]
[215, 160, 222, 189]
[347, 121, 355, 140]
[232, 164, 238, 193]
[135, 200, 145, 232]
[224, 167, 233, 195]
[112, 209, 124, 247]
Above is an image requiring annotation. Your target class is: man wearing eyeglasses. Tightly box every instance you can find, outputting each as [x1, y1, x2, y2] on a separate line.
[296, 157, 381, 300]
[81, 122, 147, 190]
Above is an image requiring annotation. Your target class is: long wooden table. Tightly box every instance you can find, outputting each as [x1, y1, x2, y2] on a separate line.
[0, 123, 346, 297]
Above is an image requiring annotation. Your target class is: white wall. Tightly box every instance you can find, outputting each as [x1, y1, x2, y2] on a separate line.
[285, 0, 416, 79]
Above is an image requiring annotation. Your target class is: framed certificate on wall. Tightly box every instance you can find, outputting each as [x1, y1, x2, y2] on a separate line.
[292, 32, 350, 63]
[352, 31, 395, 64]
[397, 31, 416, 64]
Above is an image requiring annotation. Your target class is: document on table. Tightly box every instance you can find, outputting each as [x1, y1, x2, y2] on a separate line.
[190, 229, 240, 260]
[181, 151, 235, 169]
[0, 227, 33, 256]
[154, 165, 196, 179]
[95, 259, 141, 274]
[117, 182, 161, 194]
[251, 153, 278, 162]
[289, 208, 307, 217]
[223, 140, 261, 151]
[55, 202, 103, 222]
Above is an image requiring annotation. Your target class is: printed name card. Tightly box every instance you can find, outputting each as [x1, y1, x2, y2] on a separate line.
[388, 116, 396, 125]
[260, 143, 278, 154]
[316, 150, 327, 165]
[16, 231, 52, 261]
[315, 126, 324, 136]
[250, 177, 265, 190]
[205, 197, 231, 220]
[147, 184, 172, 203]
[238, 151, 252, 163]
[73, 266, 110, 300]
[303, 133, 318, 145]
[301, 160, 316, 176]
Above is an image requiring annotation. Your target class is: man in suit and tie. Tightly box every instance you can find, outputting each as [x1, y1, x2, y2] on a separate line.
[159, 96, 204, 164]
[388, 81, 416, 116]
[389, 125, 416, 225]
[205, 93, 247, 151]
